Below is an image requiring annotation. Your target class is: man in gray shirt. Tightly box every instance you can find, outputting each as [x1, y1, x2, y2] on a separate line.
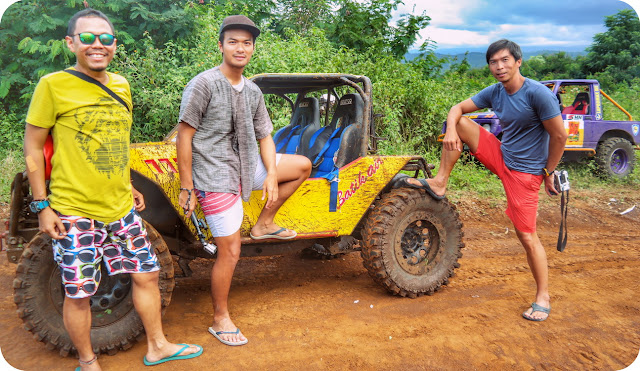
[176, 15, 311, 346]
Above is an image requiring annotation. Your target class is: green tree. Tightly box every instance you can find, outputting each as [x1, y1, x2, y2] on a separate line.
[326, 0, 431, 59]
[273, 0, 332, 34]
[197, 0, 278, 27]
[582, 9, 640, 88]
[0, 0, 199, 106]
[522, 52, 585, 80]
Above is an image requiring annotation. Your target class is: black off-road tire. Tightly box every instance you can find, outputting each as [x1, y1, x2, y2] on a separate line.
[595, 137, 636, 179]
[13, 221, 174, 357]
[360, 188, 464, 298]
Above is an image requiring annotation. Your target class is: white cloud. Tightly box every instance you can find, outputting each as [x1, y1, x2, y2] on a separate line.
[420, 27, 490, 48]
[393, 0, 482, 27]
[396, 0, 637, 51]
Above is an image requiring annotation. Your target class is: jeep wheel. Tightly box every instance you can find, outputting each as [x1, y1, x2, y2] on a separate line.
[595, 137, 636, 179]
[360, 188, 464, 298]
[13, 221, 174, 356]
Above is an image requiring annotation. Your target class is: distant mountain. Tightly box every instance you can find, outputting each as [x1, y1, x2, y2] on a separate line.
[404, 50, 587, 70]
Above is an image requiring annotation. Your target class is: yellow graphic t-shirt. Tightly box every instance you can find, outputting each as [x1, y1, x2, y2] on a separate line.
[26, 68, 134, 222]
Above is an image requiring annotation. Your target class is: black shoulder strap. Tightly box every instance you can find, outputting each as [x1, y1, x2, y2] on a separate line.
[556, 189, 569, 252]
[63, 69, 130, 112]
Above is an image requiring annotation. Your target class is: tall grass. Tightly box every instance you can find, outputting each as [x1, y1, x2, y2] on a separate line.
[1, 150, 23, 204]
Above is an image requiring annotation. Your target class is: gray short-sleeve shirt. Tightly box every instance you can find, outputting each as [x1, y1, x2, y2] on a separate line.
[471, 78, 561, 174]
[179, 67, 273, 198]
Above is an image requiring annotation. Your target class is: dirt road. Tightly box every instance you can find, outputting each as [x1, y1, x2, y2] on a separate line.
[1, 188, 639, 370]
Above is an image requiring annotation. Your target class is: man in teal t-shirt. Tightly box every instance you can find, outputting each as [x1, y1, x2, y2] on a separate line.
[404, 39, 567, 322]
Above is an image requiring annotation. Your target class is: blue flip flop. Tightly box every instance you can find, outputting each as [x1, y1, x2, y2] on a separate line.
[522, 302, 551, 321]
[143, 343, 203, 366]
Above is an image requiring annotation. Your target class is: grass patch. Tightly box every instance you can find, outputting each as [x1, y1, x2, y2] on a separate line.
[1, 150, 24, 205]
[423, 149, 639, 203]
[558, 152, 640, 194]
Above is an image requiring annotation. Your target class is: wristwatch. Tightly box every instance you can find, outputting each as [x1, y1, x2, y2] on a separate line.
[543, 168, 554, 177]
[29, 199, 50, 214]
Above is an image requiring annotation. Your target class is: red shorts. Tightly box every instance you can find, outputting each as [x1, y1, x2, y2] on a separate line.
[471, 129, 544, 233]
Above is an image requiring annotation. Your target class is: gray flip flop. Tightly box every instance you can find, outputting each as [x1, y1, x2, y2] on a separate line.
[522, 302, 550, 322]
[208, 327, 248, 346]
[250, 227, 297, 240]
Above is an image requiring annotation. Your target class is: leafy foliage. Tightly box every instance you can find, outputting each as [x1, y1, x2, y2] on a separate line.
[582, 9, 640, 88]
[522, 52, 585, 81]
[0, 150, 24, 204]
[325, 0, 431, 59]
[0, 0, 199, 106]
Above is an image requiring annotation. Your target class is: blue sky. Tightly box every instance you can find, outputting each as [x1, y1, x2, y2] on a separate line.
[1, 0, 639, 54]
[392, 0, 640, 54]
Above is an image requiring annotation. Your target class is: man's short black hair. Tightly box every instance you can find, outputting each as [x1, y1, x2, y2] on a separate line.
[67, 8, 115, 36]
[218, 31, 256, 44]
[486, 39, 522, 64]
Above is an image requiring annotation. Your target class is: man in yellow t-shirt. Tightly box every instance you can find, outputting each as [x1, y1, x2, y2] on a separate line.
[23, 8, 202, 369]
[26, 67, 133, 221]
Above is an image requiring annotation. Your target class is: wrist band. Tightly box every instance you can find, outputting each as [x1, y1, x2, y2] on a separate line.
[543, 168, 554, 177]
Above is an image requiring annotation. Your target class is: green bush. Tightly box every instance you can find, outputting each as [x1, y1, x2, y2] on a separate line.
[0, 150, 24, 204]
[0, 109, 25, 158]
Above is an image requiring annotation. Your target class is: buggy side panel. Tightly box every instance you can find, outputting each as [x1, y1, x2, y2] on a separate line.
[241, 156, 411, 237]
[130, 143, 412, 239]
[129, 143, 205, 239]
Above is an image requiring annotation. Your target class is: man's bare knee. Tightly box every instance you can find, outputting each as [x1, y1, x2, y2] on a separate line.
[131, 271, 160, 289]
[300, 156, 311, 176]
[64, 296, 91, 309]
[456, 116, 481, 152]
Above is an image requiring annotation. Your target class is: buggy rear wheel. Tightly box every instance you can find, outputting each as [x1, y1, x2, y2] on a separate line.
[360, 188, 464, 297]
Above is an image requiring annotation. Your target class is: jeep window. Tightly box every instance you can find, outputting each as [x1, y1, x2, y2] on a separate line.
[558, 84, 591, 115]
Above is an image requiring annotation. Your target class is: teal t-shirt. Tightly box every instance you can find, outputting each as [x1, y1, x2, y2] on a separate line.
[471, 78, 561, 175]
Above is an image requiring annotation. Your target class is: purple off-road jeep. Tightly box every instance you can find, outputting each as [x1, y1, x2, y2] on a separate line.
[444, 79, 640, 179]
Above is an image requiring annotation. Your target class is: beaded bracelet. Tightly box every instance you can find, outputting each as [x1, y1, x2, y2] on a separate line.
[78, 354, 97, 366]
[180, 188, 194, 213]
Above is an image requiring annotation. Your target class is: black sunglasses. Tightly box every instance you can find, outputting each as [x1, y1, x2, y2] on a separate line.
[73, 32, 115, 46]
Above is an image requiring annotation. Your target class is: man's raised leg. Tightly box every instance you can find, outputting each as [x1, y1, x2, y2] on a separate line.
[209, 231, 247, 344]
[516, 229, 551, 320]
[130, 271, 201, 362]
[63, 297, 100, 371]
[250, 154, 311, 238]
[406, 116, 481, 196]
